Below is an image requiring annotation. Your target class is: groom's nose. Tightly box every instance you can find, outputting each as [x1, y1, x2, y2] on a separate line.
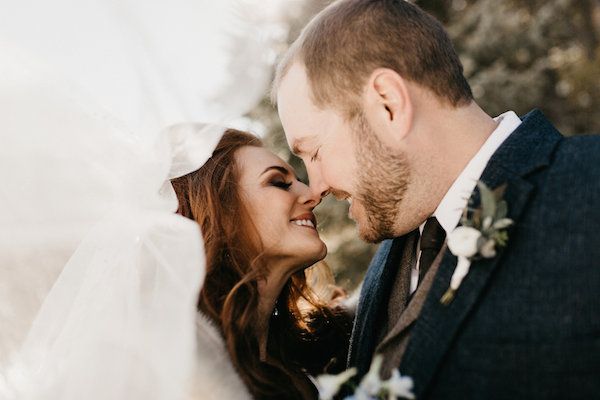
[307, 171, 330, 199]
[297, 182, 322, 208]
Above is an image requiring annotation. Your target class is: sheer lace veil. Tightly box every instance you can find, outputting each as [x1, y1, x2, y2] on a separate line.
[0, 1, 273, 398]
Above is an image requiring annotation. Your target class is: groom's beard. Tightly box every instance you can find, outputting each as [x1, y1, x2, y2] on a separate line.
[353, 113, 410, 243]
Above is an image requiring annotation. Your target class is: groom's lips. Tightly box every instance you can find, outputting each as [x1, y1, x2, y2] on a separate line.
[330, 189, 355, 219]
[330, 189, 351, 201]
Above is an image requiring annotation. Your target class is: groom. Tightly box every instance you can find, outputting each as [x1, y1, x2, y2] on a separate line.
[273, 0, 600, 398]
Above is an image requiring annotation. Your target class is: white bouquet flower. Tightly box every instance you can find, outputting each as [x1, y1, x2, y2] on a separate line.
[312, 355, 414, 400]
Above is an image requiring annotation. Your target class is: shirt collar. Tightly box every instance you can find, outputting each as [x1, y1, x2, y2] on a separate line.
[433, 111, 522, 234]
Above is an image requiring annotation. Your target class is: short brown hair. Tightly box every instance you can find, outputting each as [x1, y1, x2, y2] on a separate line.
[273, 0, 473, 113]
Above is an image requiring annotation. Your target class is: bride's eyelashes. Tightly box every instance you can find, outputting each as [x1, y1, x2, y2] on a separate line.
[270, 177, 292, 190]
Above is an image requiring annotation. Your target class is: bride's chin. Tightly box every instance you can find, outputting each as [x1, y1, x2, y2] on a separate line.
[300, 246, 328, 269]
[310, 244, 328, 265]
[318, 242, 328, 259]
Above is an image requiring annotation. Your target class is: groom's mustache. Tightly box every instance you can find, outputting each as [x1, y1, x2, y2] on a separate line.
[330, 189, 352, 201]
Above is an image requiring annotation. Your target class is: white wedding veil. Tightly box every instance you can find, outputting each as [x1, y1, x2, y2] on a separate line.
[0, 1, 274, 398]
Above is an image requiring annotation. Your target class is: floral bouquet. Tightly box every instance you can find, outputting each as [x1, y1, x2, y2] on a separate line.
[312, 355, 414, 400]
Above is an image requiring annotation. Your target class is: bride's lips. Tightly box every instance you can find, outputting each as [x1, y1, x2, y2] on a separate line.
[290, 212, 318, 230]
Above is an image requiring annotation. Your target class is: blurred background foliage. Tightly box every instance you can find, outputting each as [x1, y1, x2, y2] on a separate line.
[248, 0, 600, 290]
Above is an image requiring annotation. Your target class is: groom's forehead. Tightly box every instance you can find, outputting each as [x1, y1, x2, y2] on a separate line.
[277, 63, 324, 119]
[278, 63, 343, 152]
[285, 108, 345, 156]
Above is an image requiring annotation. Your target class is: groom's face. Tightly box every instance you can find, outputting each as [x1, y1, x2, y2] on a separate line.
[277, 63, 410, 242]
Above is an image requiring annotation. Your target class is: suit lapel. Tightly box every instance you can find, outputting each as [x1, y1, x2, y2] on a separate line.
[348, 236, 407, 375]
[399, 176, 534, 396]
[398, 110, 563, 397]
[376, 243, 448, 353]
[382, 231, 419, 331]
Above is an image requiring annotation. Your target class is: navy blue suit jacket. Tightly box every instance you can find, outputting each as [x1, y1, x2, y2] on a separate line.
[348, 110, 600, 399]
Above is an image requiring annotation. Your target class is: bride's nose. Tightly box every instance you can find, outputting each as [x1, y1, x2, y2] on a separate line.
[297, 181, 322, 208]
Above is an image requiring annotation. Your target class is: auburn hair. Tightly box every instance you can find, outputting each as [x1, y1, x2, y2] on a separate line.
[171, 129, 351, 399]
[272, 0, 473, 115]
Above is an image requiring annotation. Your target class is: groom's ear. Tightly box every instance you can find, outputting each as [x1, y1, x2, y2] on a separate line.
[363, 68, 413, 150]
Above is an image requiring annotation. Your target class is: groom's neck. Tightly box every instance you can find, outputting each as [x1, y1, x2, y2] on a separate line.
[405, 101, 498, 221]
[430, 100, 496, 170]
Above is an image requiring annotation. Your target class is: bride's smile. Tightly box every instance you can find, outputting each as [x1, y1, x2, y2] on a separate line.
[290, 212, 317, 230]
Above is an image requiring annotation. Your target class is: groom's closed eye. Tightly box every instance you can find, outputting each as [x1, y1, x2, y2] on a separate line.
[310, 148, 320, 162]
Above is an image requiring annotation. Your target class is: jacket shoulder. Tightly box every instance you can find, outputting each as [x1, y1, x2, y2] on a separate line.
[550, 135, 600, 185]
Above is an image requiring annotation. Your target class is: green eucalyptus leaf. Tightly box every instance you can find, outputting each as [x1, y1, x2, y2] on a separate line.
[495, 230, 509, 247]
[482, 216, 493, 230]
[493, 218, 514, 230]
[460, 208, 470, 226]
[493, 183, 508, 200]
[477, 181, 496, 221]
[472, 209, 482, 228]
[495, 200, 508, 220]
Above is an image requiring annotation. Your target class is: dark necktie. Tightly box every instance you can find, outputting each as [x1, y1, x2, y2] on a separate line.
[418, 217, 446, 284]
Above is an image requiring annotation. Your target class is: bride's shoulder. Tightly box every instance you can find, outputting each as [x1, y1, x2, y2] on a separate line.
[188, 313, 252, 400]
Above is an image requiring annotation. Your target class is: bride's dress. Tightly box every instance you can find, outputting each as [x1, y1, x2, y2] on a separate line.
[192, 315, 250, 399]
[0, 1, 273, 398]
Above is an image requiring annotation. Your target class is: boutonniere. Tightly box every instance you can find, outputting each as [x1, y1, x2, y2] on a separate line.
[441, 182, 513, 305]
[312, 355, 414, 400]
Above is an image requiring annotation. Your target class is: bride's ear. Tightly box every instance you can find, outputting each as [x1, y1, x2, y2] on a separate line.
[363, 68, 413, 150]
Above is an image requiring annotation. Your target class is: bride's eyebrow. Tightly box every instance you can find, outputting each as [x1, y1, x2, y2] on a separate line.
[260, 165, 290, 177]
[260, 165, 299, 180]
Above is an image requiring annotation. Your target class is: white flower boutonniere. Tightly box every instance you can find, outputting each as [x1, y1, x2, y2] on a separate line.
[312, 355, 415, 400]
[441, 182, 514, 305]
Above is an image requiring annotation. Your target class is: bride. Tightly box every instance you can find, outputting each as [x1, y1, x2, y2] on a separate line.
[1, 86, 352, 400]
[0, 2, 353, 399]
[174, 128, 351, 399]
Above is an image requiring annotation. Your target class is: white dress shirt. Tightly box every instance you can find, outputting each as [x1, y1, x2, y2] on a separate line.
[409, 111, 522, 294]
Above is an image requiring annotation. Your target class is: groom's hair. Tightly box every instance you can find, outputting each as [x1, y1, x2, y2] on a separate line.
[272, 0, 473, 114]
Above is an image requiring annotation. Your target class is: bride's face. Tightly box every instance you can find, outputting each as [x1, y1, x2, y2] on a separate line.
[235, 146, 327, 275]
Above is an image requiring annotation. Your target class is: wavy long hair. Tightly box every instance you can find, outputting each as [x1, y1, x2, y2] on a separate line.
[171, 129, 351, 399]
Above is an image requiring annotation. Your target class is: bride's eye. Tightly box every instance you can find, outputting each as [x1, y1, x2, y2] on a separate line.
[271, 180, 292, 190]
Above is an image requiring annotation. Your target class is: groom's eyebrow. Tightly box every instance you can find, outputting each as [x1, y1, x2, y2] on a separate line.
[291, 136, 314, 156]
[291, 141, 303, 155]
